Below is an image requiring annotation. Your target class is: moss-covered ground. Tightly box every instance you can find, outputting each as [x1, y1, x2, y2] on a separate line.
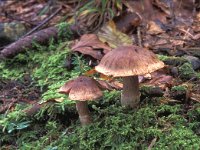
[0, 30, 200, 150]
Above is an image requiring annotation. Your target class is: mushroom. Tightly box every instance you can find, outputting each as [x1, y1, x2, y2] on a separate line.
[95, 45, 164, 108]
[59, 76, 102, 125]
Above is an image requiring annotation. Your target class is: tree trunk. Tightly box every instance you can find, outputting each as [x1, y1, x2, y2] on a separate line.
[121, 76, 140, 108]
[76, 101, 92, 125]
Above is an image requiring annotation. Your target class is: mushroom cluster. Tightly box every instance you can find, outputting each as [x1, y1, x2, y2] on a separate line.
[95, 45, 164, 108]
[59, 45, 164, 125]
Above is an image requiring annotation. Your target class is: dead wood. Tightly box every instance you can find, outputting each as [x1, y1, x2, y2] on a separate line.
[0, 25, 79, 58]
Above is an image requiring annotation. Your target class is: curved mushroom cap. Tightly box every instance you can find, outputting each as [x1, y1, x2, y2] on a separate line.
[59, 76, 102, 101]
[95, 45, 164, 77]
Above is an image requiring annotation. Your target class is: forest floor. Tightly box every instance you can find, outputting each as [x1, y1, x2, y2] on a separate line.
[0, 0, 200, 150]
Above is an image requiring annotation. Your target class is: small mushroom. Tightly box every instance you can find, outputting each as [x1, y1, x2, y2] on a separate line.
[59, 76, 102, 125]
[95, 45, 164, 108]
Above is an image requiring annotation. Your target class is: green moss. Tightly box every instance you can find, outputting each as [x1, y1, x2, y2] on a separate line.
[171, 85, 187, 92]
[56, 22, 73, 41]
[13, 104, 200, 150]
[1, 22, 200, 150]
[0, 57, 27, 80]
[0, 39, 92, 102]
[157, 55, 187, 66]
[1, 92, 200, 150]
[197, 72, 200, 78]
[157, 54, 170, 61]
[178, 63, 196, 80]
[140, 85, 164, 102]
[140, 85, 152, 91]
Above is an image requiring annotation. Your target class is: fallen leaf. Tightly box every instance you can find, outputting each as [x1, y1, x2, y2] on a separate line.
[114, 11, 141, 33]
[71, 34, 111, 60]
[97, 79, 122, 90]
[190, 93, 200, 103]
[109, 80, 123, 89]
[84, 68, 97, 76]
[97, 80, 113, 90]
[147, 21, 164, 35]
[143, 69, 174, 90]
[97, 20, 132, 48]
[99, 74, 113, 81]
[84, 68, 113, 81]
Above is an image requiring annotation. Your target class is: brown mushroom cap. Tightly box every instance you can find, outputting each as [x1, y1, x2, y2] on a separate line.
[95, 45, 164, 77]
[59, 76, 102, 101]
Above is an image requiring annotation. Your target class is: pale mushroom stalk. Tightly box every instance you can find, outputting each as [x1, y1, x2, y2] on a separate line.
[121, 76, 140, 108]
[95, 45, 164, 109]
[76, 101, 92, 125]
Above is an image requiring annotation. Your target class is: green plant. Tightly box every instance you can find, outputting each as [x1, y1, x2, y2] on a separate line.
[157, 55, 187, 66]
[157, 54, 170, 61]
[0, 105, 30, 133]
[56, 22, 73, 41]
[171, 85, 187, 92]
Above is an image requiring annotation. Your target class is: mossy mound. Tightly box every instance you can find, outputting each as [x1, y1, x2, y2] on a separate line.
[178, 63, 197, 80]
[0, 25, 200, 150]
[1, 102, 199, 150]
[157, 55, 187, 66]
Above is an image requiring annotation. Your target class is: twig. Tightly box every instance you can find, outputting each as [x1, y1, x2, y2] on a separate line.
[178, 28, 195, 39]
[148, 137, 157, 150]
[157, 35, 191, 42]
[190, 93, 200, 103]
[177, 47, 200, 51]
[21, 6, 62, 38]
[4, 12, 36, 26]
[137, 26, 142, 47]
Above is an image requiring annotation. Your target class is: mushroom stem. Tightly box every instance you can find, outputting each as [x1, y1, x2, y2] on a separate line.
[121, 76, 140, 108]
[76, 101, 92, 125]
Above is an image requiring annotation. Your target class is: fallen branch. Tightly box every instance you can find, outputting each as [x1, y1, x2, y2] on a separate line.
[0, 25, 78, 58]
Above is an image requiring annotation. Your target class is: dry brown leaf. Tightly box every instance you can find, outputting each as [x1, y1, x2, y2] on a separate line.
[143, 69, 174, 90]
[71, 34, 111, 60]
[109, 80, 123, 89]
[84, 68, 113, 82]
[97, 79, 122, 91]
[97, 80, 113, 91]
[123, 0, 167, 23]
[190, 93, 200, 103]
[147, 21, 164, 35]
[73, 46, 103, 60]
[114, 12, 141, 33]
[84, 68, 97, 76]
[97, 21, 132, 48]
[99, 74, 113, 81]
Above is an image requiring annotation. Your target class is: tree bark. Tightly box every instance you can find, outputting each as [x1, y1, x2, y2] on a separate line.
[121, 76, 140, 108]
[76, 101, 92, 125]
